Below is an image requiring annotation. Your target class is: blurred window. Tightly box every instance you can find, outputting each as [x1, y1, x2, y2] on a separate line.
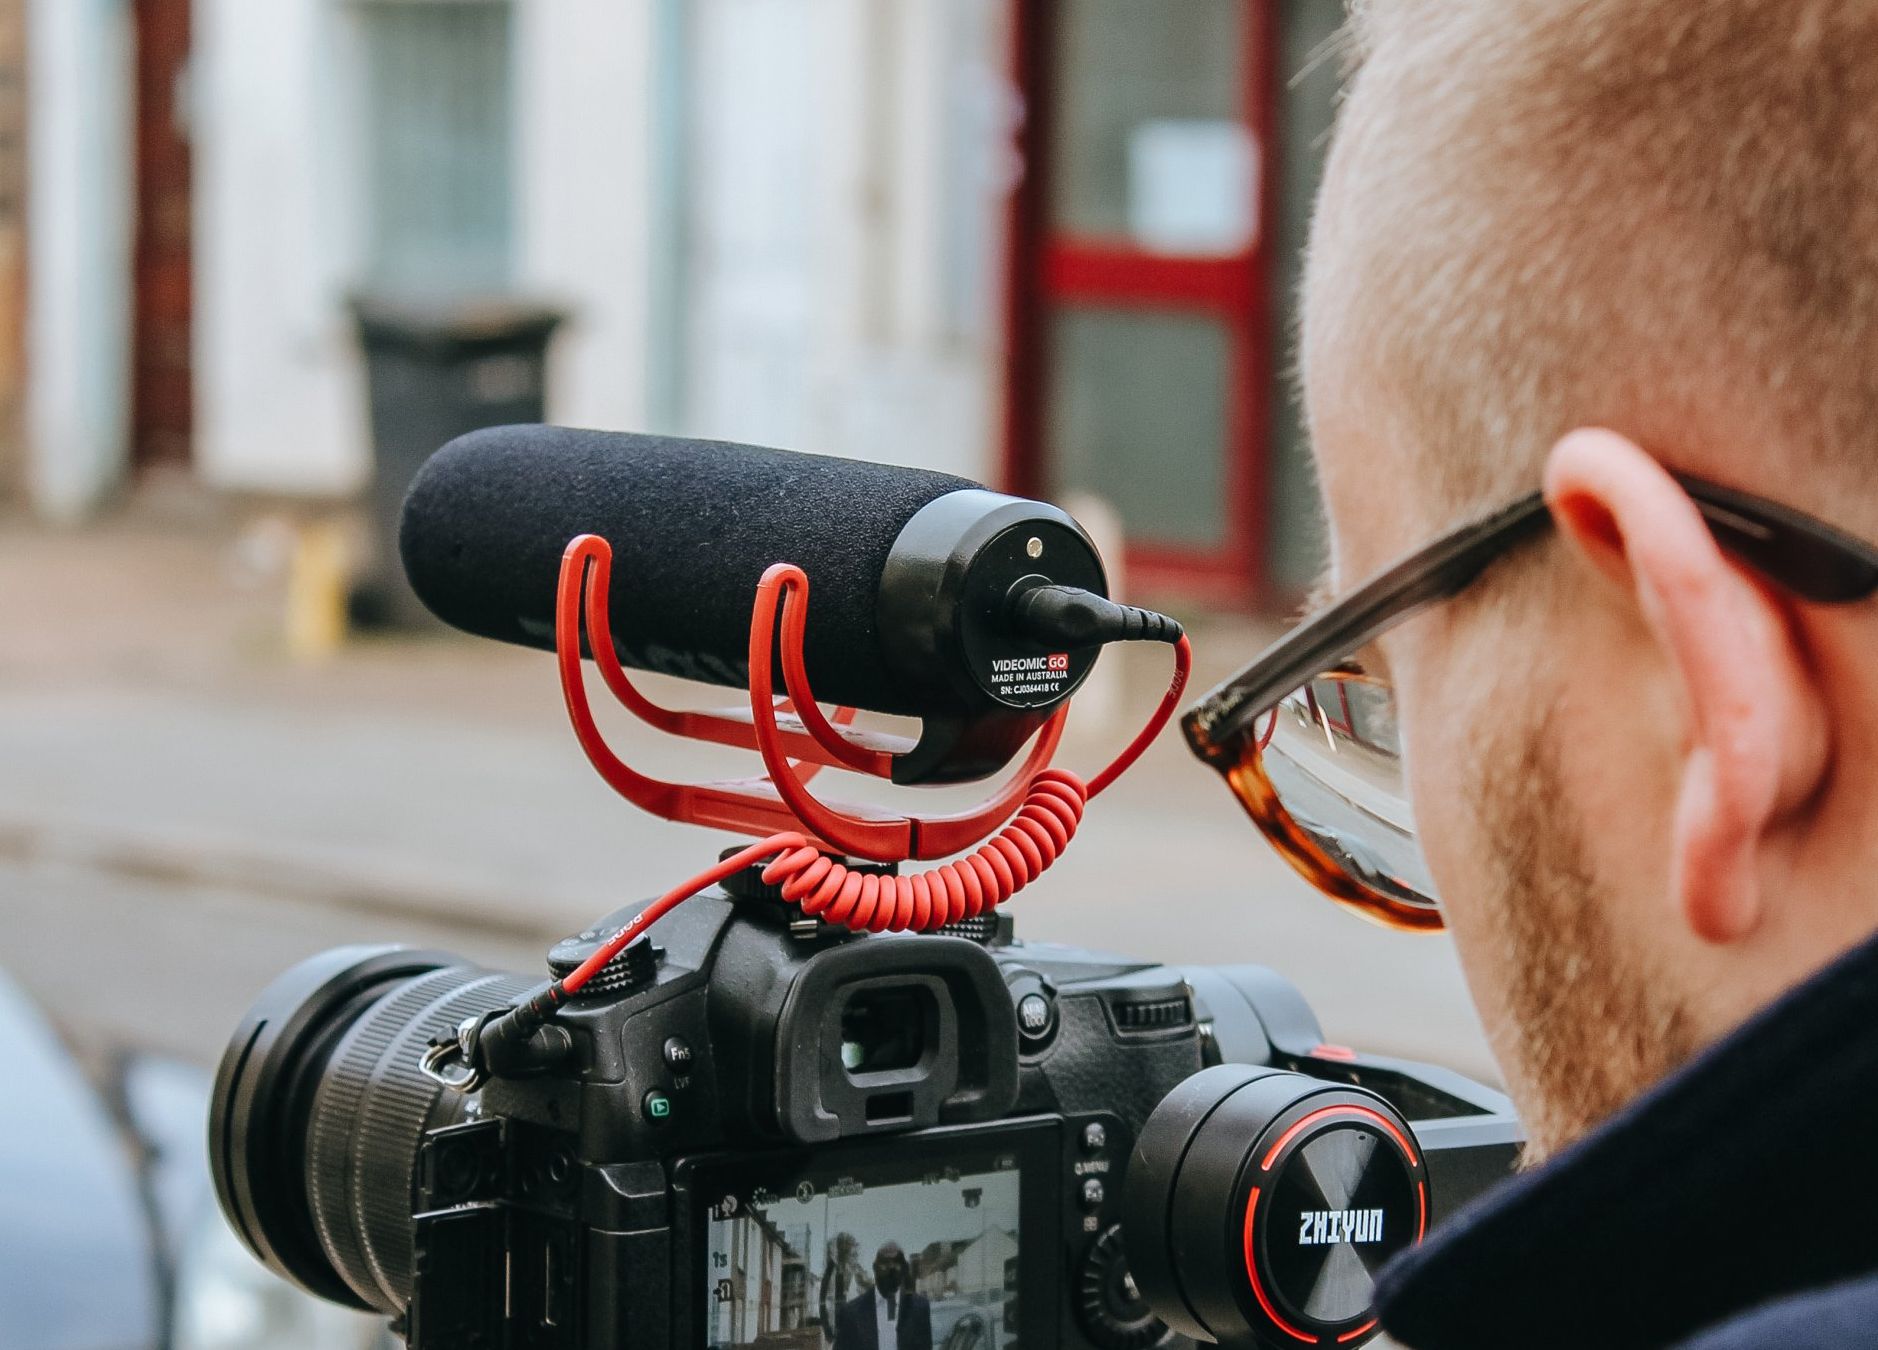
[355, 0, 515, 297]
[1046, 307, 1230, 550]
[1049, 0, 1246, 253]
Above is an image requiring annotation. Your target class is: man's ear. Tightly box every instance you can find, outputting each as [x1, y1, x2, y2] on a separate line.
[1543, 429, 1828, 945]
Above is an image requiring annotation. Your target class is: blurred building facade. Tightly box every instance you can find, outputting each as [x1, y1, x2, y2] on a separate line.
[14, 0, 1345, 607]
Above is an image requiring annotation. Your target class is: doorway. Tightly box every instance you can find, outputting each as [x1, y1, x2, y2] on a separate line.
[1001, 0, 1276, 604]
[131, 0, 193, 470]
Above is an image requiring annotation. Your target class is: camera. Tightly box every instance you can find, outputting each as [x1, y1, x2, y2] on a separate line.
[211, 868, 1519, 1350]
[214, 428, 1521, 1348]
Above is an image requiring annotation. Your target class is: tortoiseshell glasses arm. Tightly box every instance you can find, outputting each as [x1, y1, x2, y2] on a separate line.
[1181, 475, 1878, 765]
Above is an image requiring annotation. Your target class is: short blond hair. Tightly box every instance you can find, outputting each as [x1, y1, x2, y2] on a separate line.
[1305, 0, 1878, 523]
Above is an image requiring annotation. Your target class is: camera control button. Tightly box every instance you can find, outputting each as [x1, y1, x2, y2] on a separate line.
[1081, 1122, 1108, 1154]
[1018, 993, 1053, 1036]
[1080, 1177, 1106, 1210]
[643, 1088, 674, 1124]
[663, 1037, 694, 1073]
[1005, 967, 1059, 1051]
[1076, 1224, 1168, 1350]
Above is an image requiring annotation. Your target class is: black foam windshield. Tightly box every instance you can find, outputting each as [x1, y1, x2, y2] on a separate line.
[399, 425, 980, 715]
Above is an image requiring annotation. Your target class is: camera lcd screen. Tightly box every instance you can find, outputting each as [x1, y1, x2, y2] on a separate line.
[697, 1128, 1052, 1350]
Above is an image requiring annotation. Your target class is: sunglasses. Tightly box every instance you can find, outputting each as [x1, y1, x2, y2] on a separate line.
[1182, 474, 1878, 932]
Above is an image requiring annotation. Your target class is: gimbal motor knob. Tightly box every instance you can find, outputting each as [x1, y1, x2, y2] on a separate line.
[1122, 1064, 1426, 1349]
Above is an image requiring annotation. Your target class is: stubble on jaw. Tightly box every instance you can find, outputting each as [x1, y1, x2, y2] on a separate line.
[1462, 705, 1698, 1164]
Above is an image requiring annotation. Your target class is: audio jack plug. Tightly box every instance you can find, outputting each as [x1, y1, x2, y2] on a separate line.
[1005, 579, 1185, 649]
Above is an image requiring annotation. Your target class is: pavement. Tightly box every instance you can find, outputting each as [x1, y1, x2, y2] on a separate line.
[0, 495, 1497, 1085]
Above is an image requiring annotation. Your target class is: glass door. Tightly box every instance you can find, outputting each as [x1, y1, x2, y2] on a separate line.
[1001, 0, 1275, 604]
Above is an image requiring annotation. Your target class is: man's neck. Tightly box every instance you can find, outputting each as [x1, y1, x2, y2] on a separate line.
[1685, 910, 1878, 1050]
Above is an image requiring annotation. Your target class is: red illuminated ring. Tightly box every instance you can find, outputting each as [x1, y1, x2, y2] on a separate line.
[1241, 1105, 1429, 1346]
[1259, 1104, 1420, 1173]
[1242, 1188, 1316, 1344]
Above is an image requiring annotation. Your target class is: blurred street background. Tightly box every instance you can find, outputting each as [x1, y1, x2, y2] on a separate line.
[1, 0, 1492, 1114]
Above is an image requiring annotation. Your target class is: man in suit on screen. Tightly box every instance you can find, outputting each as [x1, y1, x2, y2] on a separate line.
[833, 1242, 931, 1350]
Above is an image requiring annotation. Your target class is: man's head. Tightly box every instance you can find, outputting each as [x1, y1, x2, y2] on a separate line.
[1303, 0, 1878, 1156]
[873, 1243, 908, 1296]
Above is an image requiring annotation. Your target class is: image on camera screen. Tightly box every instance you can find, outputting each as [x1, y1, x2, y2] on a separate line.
[704, 1158, 1023, 1350]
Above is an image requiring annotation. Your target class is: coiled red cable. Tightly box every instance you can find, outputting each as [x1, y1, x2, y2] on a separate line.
[760, 765, 1086, 932]
[551, 635, 1190, 1001]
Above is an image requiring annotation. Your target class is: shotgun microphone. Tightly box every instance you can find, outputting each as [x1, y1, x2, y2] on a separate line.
[399, 425, 1179, 782]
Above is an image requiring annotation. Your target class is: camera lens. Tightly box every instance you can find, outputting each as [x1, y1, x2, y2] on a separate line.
[1122, 1065, 1427, 1350]
[839, 986, 931, 1075]
[209, 946, 535, 1314]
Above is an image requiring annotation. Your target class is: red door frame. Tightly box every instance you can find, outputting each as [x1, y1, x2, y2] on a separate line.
[998, 0, 1280, 608]
[132, 0, 195, 470]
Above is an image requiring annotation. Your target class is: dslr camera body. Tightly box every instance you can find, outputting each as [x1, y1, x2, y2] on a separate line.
[213, 874, 1519, 1350]
[214, 427, 1522, 1349]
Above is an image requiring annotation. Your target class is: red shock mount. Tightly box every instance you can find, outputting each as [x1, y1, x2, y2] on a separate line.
[543, 532, 1189, 996]
[557, 532, 1073, 863]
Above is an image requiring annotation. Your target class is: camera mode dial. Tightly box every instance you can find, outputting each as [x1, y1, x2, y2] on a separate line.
[547, 926, 662, 998]
[1122, 1064, 1426, 1350]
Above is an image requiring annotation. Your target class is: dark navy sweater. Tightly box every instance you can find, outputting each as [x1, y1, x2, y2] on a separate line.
[1376, 929, 1878, 1349]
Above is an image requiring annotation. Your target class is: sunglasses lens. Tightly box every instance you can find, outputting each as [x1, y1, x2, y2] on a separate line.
[1222, 671, 1442, 930]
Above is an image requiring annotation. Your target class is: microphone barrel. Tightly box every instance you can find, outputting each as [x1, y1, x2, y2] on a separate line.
[398, 426, 1107, 724]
